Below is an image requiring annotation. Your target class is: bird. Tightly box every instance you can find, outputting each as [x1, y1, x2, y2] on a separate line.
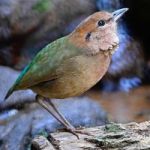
[4, 8, 128, 138]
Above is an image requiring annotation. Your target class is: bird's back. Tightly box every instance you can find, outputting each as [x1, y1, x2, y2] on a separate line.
[5, 36, 82, 99]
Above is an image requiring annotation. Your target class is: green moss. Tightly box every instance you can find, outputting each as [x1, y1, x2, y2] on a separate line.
[86, 137, 116, 148]
[37, 129, 49, 137]
[105, 123, 124, 133]
[26, 144, 31, 150]
[33, 0, 52, 13]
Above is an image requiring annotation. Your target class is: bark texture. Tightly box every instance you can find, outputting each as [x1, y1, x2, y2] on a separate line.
[32, 121, 150, 150]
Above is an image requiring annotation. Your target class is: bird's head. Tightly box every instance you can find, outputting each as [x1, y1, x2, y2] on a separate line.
[70, 8, 129, 55]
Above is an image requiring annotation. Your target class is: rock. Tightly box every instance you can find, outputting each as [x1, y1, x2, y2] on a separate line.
[31, 97, 108, 135]
[0, 65, 107, 149]
[0, 66, 20, 102]
[31, 136, 55, 150]
[0, 97, 107, 149]
[0, 66, 35, 105]
[31, 121, 150, 150]
[0, 114, 33, 150]
[0, 0, 96, 68]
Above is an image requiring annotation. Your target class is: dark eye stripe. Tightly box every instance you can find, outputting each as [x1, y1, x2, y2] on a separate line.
[106, 17, 113, 22]
[85, 32, 91, 41]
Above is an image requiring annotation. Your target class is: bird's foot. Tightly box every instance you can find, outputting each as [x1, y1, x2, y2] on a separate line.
[65, 127, 92, 139]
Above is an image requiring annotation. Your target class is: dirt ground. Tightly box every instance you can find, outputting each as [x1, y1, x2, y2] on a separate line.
[86, 86, 150, 123]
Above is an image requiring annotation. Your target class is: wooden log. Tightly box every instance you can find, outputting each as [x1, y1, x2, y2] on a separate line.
[31, 121, 150, 150]
[31, 136, 55, 150]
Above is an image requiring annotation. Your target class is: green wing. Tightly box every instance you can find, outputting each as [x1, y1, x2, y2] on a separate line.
[5, 36, 81, 99]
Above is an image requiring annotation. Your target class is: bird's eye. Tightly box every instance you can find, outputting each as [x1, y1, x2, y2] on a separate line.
[98, 20, 105, 27]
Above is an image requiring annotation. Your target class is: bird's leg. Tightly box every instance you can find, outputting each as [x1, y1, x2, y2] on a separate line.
[45, 99, 92, 137]
[36, 95, 89, 138]
[36, 95, 74, 128]
[45, 98, 74, 128]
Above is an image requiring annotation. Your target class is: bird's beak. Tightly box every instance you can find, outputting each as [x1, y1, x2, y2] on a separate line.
[112, 8, 129, 22]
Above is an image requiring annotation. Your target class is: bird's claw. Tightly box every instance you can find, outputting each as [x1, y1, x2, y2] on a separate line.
[66, 127, 93, 139]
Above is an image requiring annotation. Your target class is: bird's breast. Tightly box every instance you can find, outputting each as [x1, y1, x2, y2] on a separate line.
[32, 53, 111, 98]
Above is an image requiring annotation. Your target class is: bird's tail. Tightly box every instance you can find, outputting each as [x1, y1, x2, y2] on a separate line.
[4, 86, 14, 101]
